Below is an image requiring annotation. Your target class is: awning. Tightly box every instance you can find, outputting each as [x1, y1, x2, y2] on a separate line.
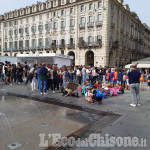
[125, 64, 150, 69]
[125, 64, 132, 69]
[137, 64, 150, 68]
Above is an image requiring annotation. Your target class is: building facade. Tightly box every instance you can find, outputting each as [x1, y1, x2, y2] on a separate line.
[0, 0, 150, 67]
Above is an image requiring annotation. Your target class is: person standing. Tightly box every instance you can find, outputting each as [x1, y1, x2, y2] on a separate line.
[82, 65, 86, 84]
[30, 64, 37, 92]
[39, 63, 48, 95]
[127, 65, 141, 107]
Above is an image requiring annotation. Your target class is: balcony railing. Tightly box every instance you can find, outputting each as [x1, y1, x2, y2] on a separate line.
[96, 21, 103, 27]
[37, 46, 44, 50]
[79, 24, 85, 29]
[67, 44, 75, 49]
[45, 46, 51, 50]
[58, 44, 65, 49]
[87, 22, 94, 28]
[51, 44, 58, 50]
[78, 42, 88, 48]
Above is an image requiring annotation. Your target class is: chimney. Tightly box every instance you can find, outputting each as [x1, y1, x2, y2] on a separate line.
[118, 0, 124, 4]
[123, 4, 130, 11]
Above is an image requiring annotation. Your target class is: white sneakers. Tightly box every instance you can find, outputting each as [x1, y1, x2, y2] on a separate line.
[53, 91, 55, 93]
[130, 103, 141, 107]
[130, 103, 136, 107]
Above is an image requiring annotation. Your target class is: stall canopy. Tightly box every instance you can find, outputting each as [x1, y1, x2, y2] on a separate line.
[125, 57, 150, 68]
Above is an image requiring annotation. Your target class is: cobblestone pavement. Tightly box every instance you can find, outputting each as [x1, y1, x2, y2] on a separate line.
[0, 82, 150, 150]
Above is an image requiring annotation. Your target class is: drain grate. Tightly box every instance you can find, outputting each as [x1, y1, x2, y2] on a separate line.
[7, 142, 22, 150]
[42, 110, 50, 113]
[41, 123, 50, 127]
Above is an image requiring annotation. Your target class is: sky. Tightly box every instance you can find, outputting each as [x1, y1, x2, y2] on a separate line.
[0, 0, 150, 26]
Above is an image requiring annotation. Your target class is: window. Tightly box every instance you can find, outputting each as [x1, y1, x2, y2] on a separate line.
[97, 35, 102, 42]
[9, 42, 13, 49]
[4, 23, 7, 27]
[81, 5, 84, 12]
[53, 12, 56, 17]
[25, 40, 29, 47]
[45, 38, 50, 46]
[47, 2, 50, 8]
[5, 42, 7, 49]
[47, 13, 49, 19]
[39, 5, 42, 10]
[88, 36, 92, 43]
[38, 25, 43, 32]
[38, 38, 43, 47]
[19, 28, 23, 35]
[70, 8, 73, 14]
[70, 38, 74, 45]
[81, 17, 85, 24]
[98, 1, 102, 8]
[9, 22, 12, 27]
[98, 14, 102, 21]
[32, 39, 36, 47]
[32, 16, 35, 21]
[25, 27, 29, 34]
[31, 26, 36, 33]
[89, 3, 93, 10]
[14, 29, 18, 35]
[19, 41, 23, 48]
[45, 24, 50, 31]
[20, 19, 23, 24]
[14, 41, 18, 48]
[61, 21, 65, 28]
[53, 22, 57, 29]
[89, 16, 92, 23]
[70, 19, 74, 27]
[61, 10, 64, 16]
[26, 18, 29, 23]
[39, 15, 42, 20]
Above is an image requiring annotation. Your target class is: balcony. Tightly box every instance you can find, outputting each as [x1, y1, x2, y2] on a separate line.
[61, 26, 65, 31]
[37, 46, 44, 50]
[87, 22, 94, 28]
[79, 24, 85, 29]
[51, 44, 57, 50]
[26, 33, 29, 36]
[78, 42, 88, 48]
[96, 21, 103, 27]
[45, 46, 51, 50]
[18, 47, 23, 51]
[67, 44, 75, 49]
[58, 44, 65, 49]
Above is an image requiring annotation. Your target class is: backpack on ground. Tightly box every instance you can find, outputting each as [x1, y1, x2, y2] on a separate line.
[96, 89, 103, 98]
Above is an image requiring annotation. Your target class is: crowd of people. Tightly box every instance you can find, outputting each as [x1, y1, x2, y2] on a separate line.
[0, 61, 150, 105]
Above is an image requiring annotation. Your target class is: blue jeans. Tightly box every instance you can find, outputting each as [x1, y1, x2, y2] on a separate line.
[38, 78, 41, 90]
[130, 83, 140, 104]
[82, 75, 86, 83]
[40, 80, 47, 93]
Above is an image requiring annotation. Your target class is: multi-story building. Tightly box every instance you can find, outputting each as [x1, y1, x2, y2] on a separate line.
[0, 0, 150, 67]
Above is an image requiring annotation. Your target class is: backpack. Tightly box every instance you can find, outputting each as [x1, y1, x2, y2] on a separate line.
[140, 74, 144, 82]
[47, 70, 51, 78]
[125, 75, 128, 79]
[78, 86, 82, 92]
[96, 89, 103, 98]
[121, 87, 124, 94]
[117, 72, 123, 81]
[110, 72, 114, 78]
